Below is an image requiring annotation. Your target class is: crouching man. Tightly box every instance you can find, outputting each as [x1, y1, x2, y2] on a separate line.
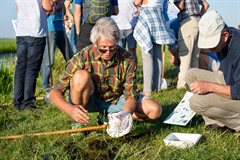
[186, 10, 240, 133]
[49, 17, 161, 127]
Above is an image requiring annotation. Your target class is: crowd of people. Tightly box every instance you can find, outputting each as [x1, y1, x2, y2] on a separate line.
[14, 0, 240, 135]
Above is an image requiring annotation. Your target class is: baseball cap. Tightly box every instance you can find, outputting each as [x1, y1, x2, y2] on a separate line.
[198, 10, 226, 49]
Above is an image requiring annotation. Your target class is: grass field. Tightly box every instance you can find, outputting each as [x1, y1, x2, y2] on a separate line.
[0, 45, 240, 160]
[0, 38, 16, 53]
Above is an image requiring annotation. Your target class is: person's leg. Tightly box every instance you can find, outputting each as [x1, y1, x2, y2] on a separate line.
[141, 47, 154, 96]
[185, 68, 240, 131]
[126, 29, 137, 62]
[190, 17, 200, 69]
[104, 94, 162, 121]
[70, 70, 94, 107]
[57, 30, 73, 61]
[133, 94, 162, 121]
[177, 17, 199, 89]
[14, 36, 28, 108]
[41, 32, 56, 89]
[118, 30, 127, 49]
[76, 23, 94, 51]
[152, 43, 162, 91]
[70, 25, 77, 54]
[190, 93, 240, 131]
[24, 36, 46, 106]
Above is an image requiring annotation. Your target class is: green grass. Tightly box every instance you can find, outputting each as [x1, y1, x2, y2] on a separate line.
[0, 46, 240, 159]
[0, 38, 16, 53]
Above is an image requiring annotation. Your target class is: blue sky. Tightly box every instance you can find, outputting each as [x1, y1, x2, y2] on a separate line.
[0, 0, 239, 38]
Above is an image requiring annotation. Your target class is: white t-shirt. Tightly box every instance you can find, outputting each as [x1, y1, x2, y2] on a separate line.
[111, 0, 138, 30]
[16, 0, 48, 37]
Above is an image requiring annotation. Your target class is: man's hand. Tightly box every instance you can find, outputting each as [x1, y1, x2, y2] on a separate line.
[189, 81, 211, 95]
[69, 105, 89, 123]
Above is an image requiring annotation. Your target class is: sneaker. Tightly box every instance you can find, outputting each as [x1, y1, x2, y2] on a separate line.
[44, 91, 51, 104]
[97, 112, 108, 125]
[206, 124, 235, 133]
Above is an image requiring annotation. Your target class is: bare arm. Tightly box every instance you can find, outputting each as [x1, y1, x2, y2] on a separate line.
[134, 0, 143, 7]
[200, 0, 209, 15]
[74, 4, 81, 35]
[175, 0, 184, 10]
[49, 89, 89, 123]
[42, 0, 53, 12]
[64, 0, 74, 22]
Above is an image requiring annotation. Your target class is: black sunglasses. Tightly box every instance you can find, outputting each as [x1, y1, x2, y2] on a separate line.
[98, 47, 117, 54]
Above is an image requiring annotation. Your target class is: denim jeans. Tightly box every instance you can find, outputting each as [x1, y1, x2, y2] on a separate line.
[41, 31, 73, 89]
[118, 29, 137, 49]
[66, 26, 77, 54]
[14, 36, 46, 107]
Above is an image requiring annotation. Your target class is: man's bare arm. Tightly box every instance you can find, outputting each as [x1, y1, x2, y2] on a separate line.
[49, 89, 89, 123]
[74, 4, 81, 35]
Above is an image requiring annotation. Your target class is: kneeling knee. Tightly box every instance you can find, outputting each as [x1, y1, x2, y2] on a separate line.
[148, 100, 162, 120]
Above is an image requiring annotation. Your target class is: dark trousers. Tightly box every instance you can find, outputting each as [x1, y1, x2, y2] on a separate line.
[14, 36, 46, 107]
[76, 23, 94, 51]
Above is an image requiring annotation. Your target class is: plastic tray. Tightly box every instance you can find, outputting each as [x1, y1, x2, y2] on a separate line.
[163, 132, 202, 148]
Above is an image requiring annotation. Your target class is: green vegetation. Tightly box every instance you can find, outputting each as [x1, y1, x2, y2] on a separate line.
[0, 47, 240, 160]
[0, 38, 16, 53]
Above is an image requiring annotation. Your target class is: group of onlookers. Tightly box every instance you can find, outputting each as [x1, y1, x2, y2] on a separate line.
[14, 0, 240, 134]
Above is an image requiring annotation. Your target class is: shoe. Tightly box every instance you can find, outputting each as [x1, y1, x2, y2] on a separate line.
[97, 112, 108, 125]
[44, 91, 51, 104]
[206, 124, 235, 133]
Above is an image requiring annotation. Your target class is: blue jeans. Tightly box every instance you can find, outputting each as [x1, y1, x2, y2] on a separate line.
[86, 94, 146, 113]
[118, 29, 137, 49]
[66, 26, 77, 54]
[14, 36, 46, 107]
[41, 31, 73, 89]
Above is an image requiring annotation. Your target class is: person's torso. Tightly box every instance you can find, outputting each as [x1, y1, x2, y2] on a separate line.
[178, 0, 202, 21]
[16, 0, 47, 37]
[112, 0, 138, 30]
[219, 28, 240, 85]
[79, 45, 136, 103]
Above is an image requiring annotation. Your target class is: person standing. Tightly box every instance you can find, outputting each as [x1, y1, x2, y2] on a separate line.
[186, 10, 240, 133]
[64, 0, 77, 53]
[175, 0, 209, 89]
[74, 0, 119, 51]
[134, 0, 176, 96]
[112, 0, 139, 61]
[14, 0, 53, 110]
[41, 0, 74, 91]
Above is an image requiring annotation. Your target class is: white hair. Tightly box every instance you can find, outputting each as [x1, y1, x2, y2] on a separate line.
[90, 17, 120, 45]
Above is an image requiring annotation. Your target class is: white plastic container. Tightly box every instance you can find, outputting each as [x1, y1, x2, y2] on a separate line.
[163, 133, 202, 148]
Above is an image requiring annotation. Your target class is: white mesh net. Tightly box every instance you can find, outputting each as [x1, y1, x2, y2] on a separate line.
[106, 111, 133, 138]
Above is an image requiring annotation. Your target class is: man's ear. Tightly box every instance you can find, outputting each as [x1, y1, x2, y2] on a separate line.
[222, 30, 230, 42]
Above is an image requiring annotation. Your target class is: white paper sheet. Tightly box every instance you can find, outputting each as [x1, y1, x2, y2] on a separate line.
[163, 92, 195, 126]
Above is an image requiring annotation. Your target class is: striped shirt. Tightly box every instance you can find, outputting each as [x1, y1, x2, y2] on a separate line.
[178, 0, 205, 21]
[133, 6, 176, 53]
[53, 45, 137, 104]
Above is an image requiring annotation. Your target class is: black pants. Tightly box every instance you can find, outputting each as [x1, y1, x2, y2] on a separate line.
[76, 23, 94, 51]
